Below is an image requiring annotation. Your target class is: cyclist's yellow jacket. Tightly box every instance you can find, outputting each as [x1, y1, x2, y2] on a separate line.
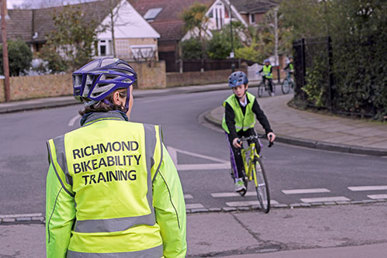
[263, 65, 273, 78]
[222, 92, 256, 133]
[46, 111, 186, 258]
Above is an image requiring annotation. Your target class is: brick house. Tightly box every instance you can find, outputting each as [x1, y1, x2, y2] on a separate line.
[1, 0, 160, 62]
[131, 0, 213, 72]
[132, 0, 279, 72]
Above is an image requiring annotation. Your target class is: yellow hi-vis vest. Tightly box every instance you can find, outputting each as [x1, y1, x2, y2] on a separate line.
[263, 65, 273, 78]
[221, 92, 256, 133]
[46, 112, 167, 257]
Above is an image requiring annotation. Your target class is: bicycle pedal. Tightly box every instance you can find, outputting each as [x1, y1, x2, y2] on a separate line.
[238, 189, 247, 197]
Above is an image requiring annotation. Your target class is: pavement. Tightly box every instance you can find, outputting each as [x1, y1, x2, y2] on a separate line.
[1, 82, 387, 257]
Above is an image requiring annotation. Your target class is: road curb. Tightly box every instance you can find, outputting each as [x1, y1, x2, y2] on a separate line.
[1, 200, 386, 225]
[203, 109, 387, 157]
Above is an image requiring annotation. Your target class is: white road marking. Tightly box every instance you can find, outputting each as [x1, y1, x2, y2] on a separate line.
[367, 194, 387, 200]
[167, 146, 230, 171]
[211, 192, 257, 198]
[168, 147, 229, 163]
[186, 203, 204, 209]
[226, 200, 279, 207]
[68, 115, 81, 127]
[300, 196, 350, 203]
[348, 186, 387, 191]
[184, 194, 193, 199]
[0, 213, 43, 218]
[282, 188, 330, 195]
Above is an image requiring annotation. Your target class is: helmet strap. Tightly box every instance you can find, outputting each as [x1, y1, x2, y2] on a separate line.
[122, 87, 131, 113]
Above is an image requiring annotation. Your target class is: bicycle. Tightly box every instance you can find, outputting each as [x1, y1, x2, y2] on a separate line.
[257, 74, 274, 97]
[281, 71, 295, 94]
[236, 134, 273, 213]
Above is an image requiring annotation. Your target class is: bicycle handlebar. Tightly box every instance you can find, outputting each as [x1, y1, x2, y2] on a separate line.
[239, 134, 274, 148]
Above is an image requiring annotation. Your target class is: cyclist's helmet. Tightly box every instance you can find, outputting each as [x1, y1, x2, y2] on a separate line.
[264, 59, 270, 63]
[73, 57, 137, 108]
[228, 71, 248, 88]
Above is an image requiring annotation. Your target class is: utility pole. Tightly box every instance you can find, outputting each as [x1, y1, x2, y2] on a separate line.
[1, 0, 10, 102]
[229, 2, 235, 72]
[274, 7, 280, 83]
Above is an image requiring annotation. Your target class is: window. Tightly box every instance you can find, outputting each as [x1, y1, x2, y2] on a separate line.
[144, 8, 162, 21]
[250, 14, 256, 24]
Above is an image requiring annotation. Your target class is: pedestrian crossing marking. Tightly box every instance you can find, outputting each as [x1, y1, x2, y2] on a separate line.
[300, 196, 350, 203]
[348, 186, 387, 191]
[186, 203, 204, 209]
[226, 200, 279, 207]
[367, 194, 387, 200]
[212, 192, 257, 198]
[282, 188, 330, 195]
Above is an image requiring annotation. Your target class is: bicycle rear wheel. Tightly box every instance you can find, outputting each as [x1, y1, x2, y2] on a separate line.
[281, 79, 290, 94]
[252, 158, 270, 213]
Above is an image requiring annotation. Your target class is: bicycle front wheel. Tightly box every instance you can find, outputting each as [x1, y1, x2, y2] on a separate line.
[252, 158, 270, 213]
[281, 79, 290, 94]
[258, 83, 264, 97]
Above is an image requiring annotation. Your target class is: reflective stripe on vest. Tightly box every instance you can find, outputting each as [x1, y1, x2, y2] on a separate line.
[263, 65, 272, 78]
[67, 244, 163, 258]
[221, 92, 256, 133]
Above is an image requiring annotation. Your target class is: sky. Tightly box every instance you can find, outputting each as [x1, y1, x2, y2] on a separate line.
[7, 0, 97, 9]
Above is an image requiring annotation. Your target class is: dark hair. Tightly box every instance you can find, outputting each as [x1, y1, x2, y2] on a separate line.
[79, 89, 127, 116]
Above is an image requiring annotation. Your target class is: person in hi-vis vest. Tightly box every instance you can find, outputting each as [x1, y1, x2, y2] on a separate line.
[46, 58, 186, 258]
[222, 71, 276, 193]
[259, 59, 274, 96]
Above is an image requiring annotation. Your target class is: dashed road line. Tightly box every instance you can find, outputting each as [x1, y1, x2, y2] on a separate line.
[226, 200, 279, 207]
[282, 188, 330, 195]
[348, 185, 387, 191]
[211, 192, 257, 198]
[186, 203, 204, 209]
[367, 194, 387, 200]
[300, 196, 350, 203]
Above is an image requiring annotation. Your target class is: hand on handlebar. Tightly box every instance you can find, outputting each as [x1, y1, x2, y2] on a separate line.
[267, 132, 276, 147]
[233, 138, 242, 148]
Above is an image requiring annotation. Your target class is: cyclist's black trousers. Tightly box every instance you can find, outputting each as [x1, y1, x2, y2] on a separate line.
[262, 77, 273, 93]
[226, 129, 261, 180]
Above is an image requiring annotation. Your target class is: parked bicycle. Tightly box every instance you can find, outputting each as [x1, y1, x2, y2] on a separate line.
[235, 134, 273, 213]
[281, 71, 295, 94]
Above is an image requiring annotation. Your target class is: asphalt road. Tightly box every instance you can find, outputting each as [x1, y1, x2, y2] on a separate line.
[0, 89, 386, 215]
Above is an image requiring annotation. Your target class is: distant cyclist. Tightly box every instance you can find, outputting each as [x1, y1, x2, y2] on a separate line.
[259, 59, 274, 96]
[284, 56, 294, 77]
[222, 71, 276, 193]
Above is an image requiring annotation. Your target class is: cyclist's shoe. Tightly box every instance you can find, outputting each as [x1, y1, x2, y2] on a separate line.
[234, 178, 246, 192]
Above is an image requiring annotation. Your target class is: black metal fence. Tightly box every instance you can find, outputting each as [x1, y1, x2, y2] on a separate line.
[293, 36, 386, 119]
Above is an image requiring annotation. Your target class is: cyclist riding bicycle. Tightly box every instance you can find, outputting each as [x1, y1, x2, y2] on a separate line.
[222, 71, 276, 193]
[259, 59, 275, 96]
[284, 56, 294, 77]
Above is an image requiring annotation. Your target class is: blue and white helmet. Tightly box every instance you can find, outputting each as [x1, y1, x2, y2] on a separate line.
[264, 59, 270, 63]
[73, 57, 137, 105]
[228, 71, 248, 88]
